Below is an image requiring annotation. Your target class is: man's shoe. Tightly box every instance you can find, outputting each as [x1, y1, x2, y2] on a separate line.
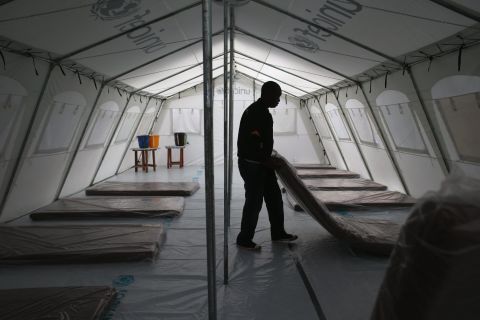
[236, 240, 261, 251]
[272, 233, 298, 242]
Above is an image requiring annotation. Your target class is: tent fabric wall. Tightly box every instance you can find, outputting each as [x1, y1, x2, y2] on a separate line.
[0, 51, 50, 214]
[60, 86, 130, 197]
[318, 91, 370, 178]
[1, 66, 100, 222]
[361, 65, 447, 198]
[94, 95, 150, 183]
[411, 43, 480, 180]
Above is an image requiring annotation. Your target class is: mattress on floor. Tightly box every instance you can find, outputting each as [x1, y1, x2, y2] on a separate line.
[273, 151, 402, 255]
[296, 168, 360, 179]
[311, 190, 416, 209]
[372, 184, 480, 320]
[86, 181, 200, 196]
[0, 286, 116, 320]
[30, 196, 185, 220]
[0, 224, 163, 264]
[302, 178, 387, 191]
[293, 163, 335, 170]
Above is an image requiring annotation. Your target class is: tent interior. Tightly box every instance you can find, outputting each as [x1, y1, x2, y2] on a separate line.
[0, 0, 480, 319]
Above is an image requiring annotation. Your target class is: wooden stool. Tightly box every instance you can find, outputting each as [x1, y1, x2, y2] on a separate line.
[132, 147, 157, 172]
[165, 145, 185, 168]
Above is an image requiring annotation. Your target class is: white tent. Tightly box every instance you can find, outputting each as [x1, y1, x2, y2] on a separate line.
[0, 0, 479, 319]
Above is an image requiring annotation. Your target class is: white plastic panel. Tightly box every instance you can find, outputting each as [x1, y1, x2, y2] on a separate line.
[94, 97, 147, 183]
[172, 108, 202, 134]
[61, 86, 129, 197]
[2, 67, 100, 221]
[324, 103, 350, 141]
[0, 51, 50, 219]
[271, 107, 296, 134]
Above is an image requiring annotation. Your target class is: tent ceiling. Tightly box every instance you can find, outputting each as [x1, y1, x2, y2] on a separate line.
[1, 0, 479, 98]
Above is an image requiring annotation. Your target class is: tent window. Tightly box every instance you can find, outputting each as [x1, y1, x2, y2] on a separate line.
[378, 103, 427, 154]
[345, 99, 381, 146]
[84, 102, 120, 149]
[271, 108, 297, 134]
[435, 92, 480, 163]
[325, 105, 350, 141]
[136, 112, 155, 136]
[36, 92, 86, 154]
[115, 112, 138, 144]
[172, 108, 202, 134]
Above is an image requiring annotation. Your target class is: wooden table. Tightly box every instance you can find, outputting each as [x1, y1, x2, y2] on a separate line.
[165, 145, 185, 168]
[132, 147, 157, 172]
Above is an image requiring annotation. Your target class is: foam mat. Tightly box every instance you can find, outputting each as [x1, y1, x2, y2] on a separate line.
[274, 151, 404, 255]
[0, 286, 116, 320]
[0, 224, 163, 263]
[294, 164, 335, 170]
[302, 178, 387, 191]
[311, 190, 416, 209]
[30, 196, 184, 220]
[86, 181, 200, 196]
[296, 169, 360, 179]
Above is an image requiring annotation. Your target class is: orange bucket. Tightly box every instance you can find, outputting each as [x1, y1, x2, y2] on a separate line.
[149, 134, 159, 148]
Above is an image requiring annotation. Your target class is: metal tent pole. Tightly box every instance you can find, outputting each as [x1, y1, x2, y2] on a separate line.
[223, 0, 230, 286]
[358, 86, 410, 194]
[428, 0, 480, 23]
[202, 0, 217, 319]
[332, 92, 373, 179]
[148, 99, 166, 135]
[0, 64, 54, 216]
[115, 97, 152, 175]
[228, 5, 235, 229]
[89, 92, 132, 186]
[56, 1, 202, 62]
[301, 99, 331, 165]
[54, 83, 105, 200]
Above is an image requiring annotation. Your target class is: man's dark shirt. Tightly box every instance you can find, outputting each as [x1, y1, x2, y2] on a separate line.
[237, 99, 274, 162]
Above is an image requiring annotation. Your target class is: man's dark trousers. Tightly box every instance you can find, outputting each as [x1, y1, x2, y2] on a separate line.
[237, 158, 285, 244]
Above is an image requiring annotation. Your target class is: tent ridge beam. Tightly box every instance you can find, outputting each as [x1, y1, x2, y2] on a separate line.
[235, 26, 356, 83]
[428, 0, 480, 23]
[234, 50, 331, 90]
[132, 52, 224, 94]
[250, 0, 403, 66]
[56, 1, 202, 62]
[105, 30, 223, 84]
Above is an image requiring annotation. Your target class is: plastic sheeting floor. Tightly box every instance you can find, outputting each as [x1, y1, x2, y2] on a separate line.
[0, 165, 411, 320]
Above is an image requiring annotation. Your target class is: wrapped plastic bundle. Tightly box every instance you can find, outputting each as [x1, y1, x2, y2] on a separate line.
[371, 170, 480, 320]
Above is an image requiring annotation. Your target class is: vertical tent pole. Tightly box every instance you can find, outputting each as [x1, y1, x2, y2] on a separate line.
[228, 5, 235, 229]
[202, 0, 217, 319]
[358, 86, 410, 194]
[223, 0, 230, 285]
[407, 69, 450, 174]
[0, 64, 54, 216]
[332, 92, 373, 179]
[313, 96, 350, 171]
[54, 83, 105, 200]
[301, 100, 331, 165]
[115, 97, 152, 175]
[89, 92, 131, 186]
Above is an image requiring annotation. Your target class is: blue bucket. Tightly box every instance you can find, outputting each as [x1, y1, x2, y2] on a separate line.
[137, 135, 149, 148]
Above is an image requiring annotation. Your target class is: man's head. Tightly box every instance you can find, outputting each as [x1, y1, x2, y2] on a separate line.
[260, 81, 282, 108]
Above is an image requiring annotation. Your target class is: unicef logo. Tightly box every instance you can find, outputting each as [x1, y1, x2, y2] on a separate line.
[112, 275, 135, 287]
[288, 35, 319, 53]
[91, 0, 142, 20]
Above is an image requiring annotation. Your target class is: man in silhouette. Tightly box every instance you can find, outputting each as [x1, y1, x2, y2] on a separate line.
[236, 81, 298, 250]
